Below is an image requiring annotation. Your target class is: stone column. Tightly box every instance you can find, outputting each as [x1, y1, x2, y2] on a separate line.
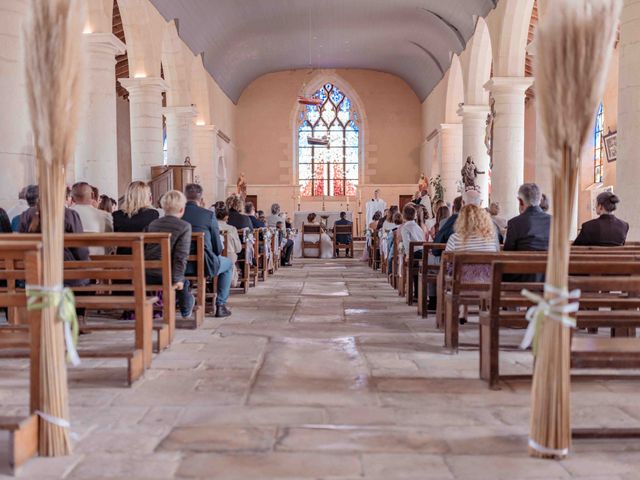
[74, 33, 125, 197]
[616, 0, 640, 240]
[484, 77, 534, 219]
[164, 105, 197, 166]
[119, 77, 167, 182]
[458, 104, 491, 206]
[438, 123, 463, 204]
[0, 0, 34, 207]
[192, 124, 216, 204]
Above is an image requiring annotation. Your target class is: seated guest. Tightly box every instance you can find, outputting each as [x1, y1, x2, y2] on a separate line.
[369, 211, 382, 231]
[377, 210, 387, 231]
[401, 204, 426, 297]
[540, 193, 550, 213]
[12, 184, 39, 232]
[183, 184, 233, 318]
[386, 212, 404, 273]
[276, 220, 294, 266]
[334, 211, 353, 257]
[382, 205, 399, 233]
[267, 203, 285, 228]
[429, 205, 450, 241]
[433, 195, 463, 256]
[488, 202, 507, 237]
[226, 194, 253, 232]
[504, 183, 551, 252]
[0, 208, 12, 233]
[98, 195, 116, 213]
[215, 202, 242, 286]
[145, 190, 194, 319]
[90, 185, 100, 208]
[71, 182, 113, 255]
[257, 210, 266, 225]
[113, 181, 159, 232]
[574, 192, 629, 246]
[285, 216, 292, 230]
[245, 202, 265, 229]
[6, 187, 29, 225]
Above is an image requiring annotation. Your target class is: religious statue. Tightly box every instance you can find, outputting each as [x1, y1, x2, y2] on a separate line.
[461, 156, 485, 191]
[236, 173, 247, 199]
[417, 173, 429, 194]
[184, 156, 192, 166]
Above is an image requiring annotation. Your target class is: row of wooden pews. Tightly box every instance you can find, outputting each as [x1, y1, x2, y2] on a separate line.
[366, 234, 640, 436]
[0, 226, 288, 472]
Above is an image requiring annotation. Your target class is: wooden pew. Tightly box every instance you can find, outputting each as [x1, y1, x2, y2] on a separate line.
[183, 232, 206, 329]
[333, 224, 354, 258]
[254, 228, 269, 282]
[417, 243, 446, 318]
[0, 241, 41, 473]
[479, 259, 640, 389]
[301, 224, 322, 259]
[235, 229, 253, 293]
[405, 241, 425, 306]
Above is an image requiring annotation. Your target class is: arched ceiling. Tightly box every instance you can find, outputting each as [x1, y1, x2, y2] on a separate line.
[149, 0, 497, 103]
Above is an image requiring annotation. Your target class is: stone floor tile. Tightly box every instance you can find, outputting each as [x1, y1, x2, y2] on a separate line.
[158, 425, 276, 453]
[361, 453, 453, 479]
[446, 454, 572, 479]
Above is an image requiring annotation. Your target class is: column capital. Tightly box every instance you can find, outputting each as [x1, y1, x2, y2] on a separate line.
[194, 123, 217, 133]
[484, 76, 534, 95]
[83, 32, 126, 56]
[164, 105, 198, 119]
[439, 123, 463, 133]
[119, 77, 168, 96]
[457, 104, 491, 119]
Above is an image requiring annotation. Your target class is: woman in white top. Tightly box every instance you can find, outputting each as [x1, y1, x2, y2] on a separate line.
[381, 205, 399, 233]
[214, 202, 242, 286]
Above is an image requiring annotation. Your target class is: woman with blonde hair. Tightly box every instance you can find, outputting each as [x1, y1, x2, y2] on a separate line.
[113, 181, 159, 233]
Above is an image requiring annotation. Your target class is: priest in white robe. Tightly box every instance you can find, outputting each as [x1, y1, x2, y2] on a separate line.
[365, 189, 387, 227]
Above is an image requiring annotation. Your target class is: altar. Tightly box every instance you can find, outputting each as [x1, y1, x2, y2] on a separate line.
[293, 211, 353, 230]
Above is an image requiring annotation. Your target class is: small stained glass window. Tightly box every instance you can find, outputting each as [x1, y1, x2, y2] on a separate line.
[593, 103, 604, 184]
[298, 83, 359, 196]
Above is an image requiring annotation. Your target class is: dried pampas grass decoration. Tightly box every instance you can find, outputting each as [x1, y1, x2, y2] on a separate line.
[530, 0, 621, 459]
[24, 0, 83, 456]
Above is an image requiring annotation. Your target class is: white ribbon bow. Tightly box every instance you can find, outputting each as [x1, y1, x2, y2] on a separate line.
[519, 284, 581, 350]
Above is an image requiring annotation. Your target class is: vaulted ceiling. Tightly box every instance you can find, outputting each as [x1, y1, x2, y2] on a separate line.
[149, 0, 497, 103]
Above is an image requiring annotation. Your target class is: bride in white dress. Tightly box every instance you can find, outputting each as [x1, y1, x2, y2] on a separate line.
[293, 213, 334, 259]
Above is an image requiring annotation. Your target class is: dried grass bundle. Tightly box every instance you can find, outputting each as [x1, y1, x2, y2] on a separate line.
[24, 0, 83, 456]
[531, 0, 621, 458]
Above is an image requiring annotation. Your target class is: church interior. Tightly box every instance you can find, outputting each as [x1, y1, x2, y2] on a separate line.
[1, 0, 640, 478]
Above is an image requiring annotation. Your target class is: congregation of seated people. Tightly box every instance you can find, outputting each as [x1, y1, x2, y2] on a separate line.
[0, 180, 301, 323]
[366, 181, 630, 312]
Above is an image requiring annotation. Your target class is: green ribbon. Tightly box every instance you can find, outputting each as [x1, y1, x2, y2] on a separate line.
[26, 285, 80, 366]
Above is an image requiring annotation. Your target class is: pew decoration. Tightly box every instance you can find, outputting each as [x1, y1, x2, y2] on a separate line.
[24, 0, 84, 456]
[529, 0, 621, 459]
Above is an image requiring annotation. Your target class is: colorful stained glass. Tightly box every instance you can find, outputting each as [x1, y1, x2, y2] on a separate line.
[593, 103, 604, 184]
[298, 82, 360, 197]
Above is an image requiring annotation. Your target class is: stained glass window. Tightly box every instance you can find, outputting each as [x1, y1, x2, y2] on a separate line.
[298, 83, 359, 197]
[593, 103, 604, 184]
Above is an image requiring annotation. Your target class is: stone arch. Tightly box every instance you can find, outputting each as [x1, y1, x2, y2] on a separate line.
[289, 69, 368, 186]
[464, 17, 493, 105]
[83, 0, 114, 33]
[161, 20, 192, 107]
[191, 55, 212, 125]
[487, 0, 535, 77]
[117, 0, 163, 78]
[444, 55, 464, 124]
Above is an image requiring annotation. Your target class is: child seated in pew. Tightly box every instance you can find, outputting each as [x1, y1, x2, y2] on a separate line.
[145, 190, 194, 319]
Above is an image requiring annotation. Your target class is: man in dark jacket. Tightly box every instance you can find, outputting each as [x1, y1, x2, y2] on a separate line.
[245, 202, 265, 229]
[333, 212, 353, 257]
[433, 196, 463, 256]
[504, 183, 551, 252]
[182, 184, 232, 318]
[146, 190, 194, 318]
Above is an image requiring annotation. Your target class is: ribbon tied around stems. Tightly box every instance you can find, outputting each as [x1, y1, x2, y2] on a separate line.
[519, 284, 581, 352]
[26, 284, 81, 366]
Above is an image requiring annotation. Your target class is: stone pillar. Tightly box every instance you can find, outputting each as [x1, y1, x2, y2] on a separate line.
[616, 0, 640, 240]
[192, 124, 216, 204]
[484, 77, 534, 219]
[438, 123, 463, 204]
[164, 106, 197, 166]
[458, 104, 491, 207]
[74, 33, 125, 197]
[119, 77, 167, 182]
[0, 0, 34, 207]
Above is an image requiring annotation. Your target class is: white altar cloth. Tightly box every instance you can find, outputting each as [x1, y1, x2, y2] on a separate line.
[293, 211, 353, 230]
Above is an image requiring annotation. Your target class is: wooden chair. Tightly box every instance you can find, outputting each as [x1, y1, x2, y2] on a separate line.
[235, 229, 252, 293]
[255, 228, 269, 281]
[417, 243, 446, 318]
[301, 224, 322, 258]
[0, 240, 42, 473]
[333, 224, 354, 258]
[405, 241, 424, 306]
[184, 232, 206, 329]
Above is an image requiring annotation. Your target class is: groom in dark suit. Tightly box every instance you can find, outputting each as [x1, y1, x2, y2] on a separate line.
[334, 211, 353, 257]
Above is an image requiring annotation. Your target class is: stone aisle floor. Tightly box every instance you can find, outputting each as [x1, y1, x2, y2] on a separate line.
[2, 258, 640, 479]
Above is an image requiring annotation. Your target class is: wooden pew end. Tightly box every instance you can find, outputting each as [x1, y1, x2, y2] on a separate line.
[0, 414, 38, 474]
